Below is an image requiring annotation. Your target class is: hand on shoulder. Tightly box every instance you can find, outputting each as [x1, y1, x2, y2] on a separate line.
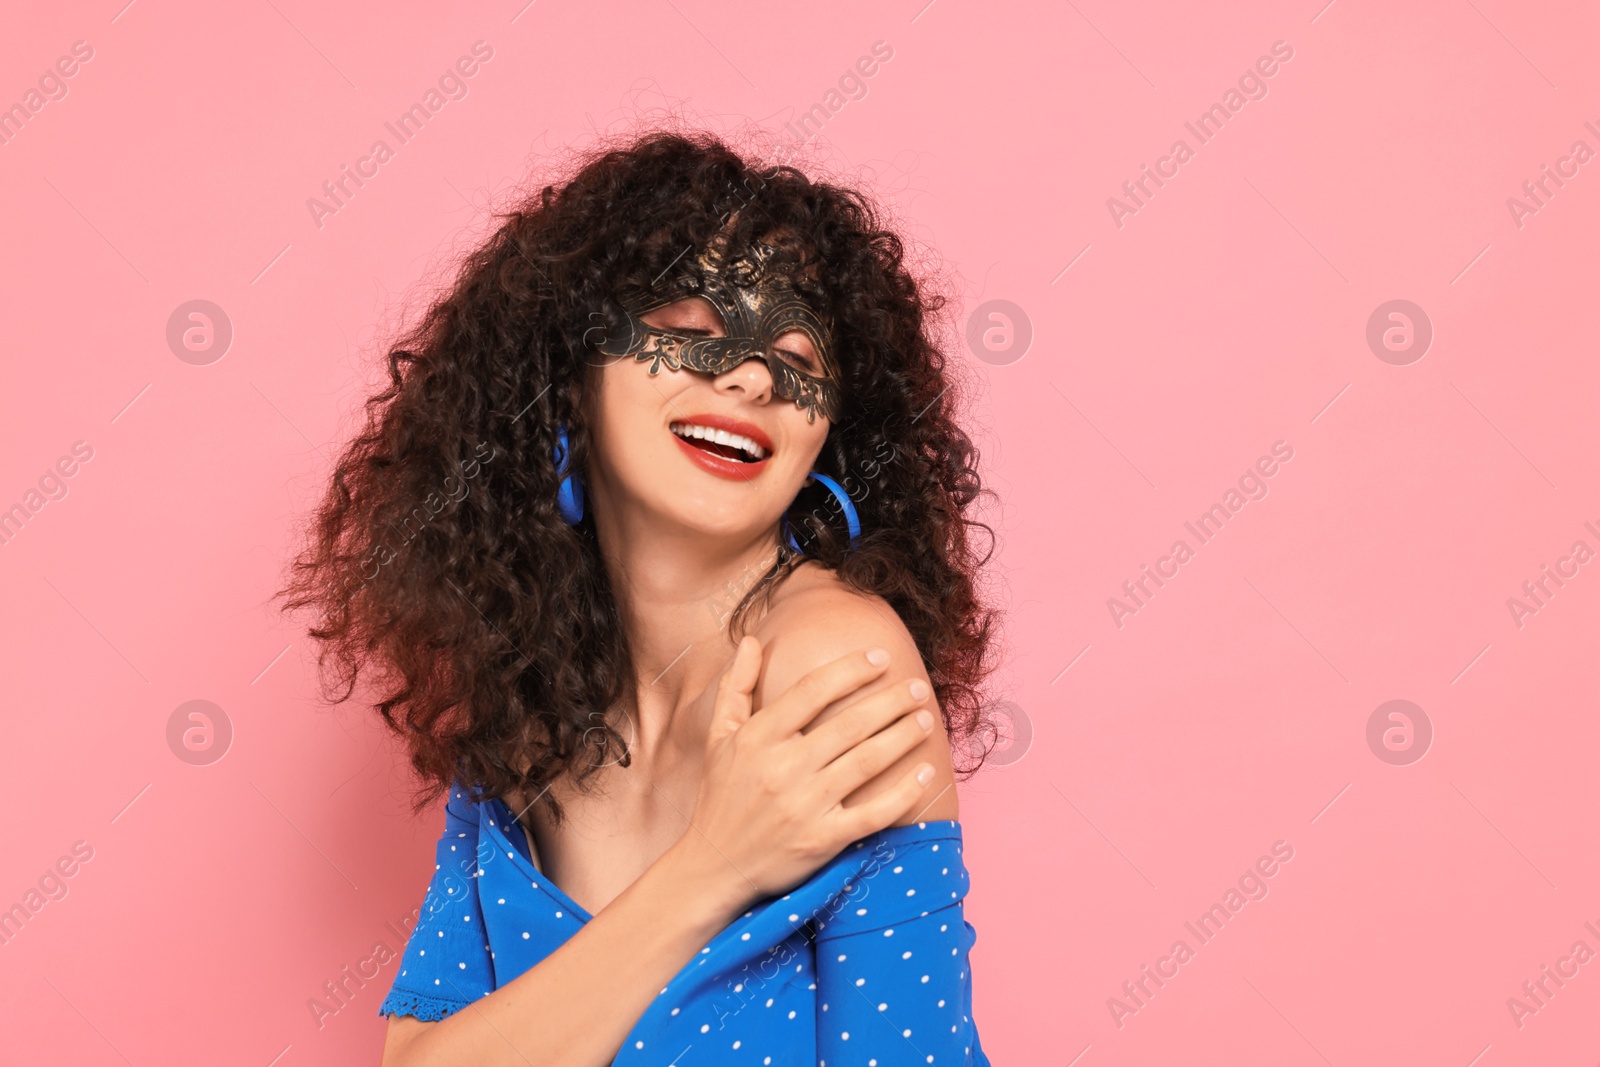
[748, 565, 959, 824]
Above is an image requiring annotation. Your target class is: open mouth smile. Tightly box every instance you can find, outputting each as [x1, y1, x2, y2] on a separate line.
[670, 422, 768, 461]
[669, 417, 774, 481]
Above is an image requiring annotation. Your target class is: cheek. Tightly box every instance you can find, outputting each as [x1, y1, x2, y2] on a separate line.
[599, 358, 689, 417]
[592, 364, 658, 457]
[781, 415, 830, 472]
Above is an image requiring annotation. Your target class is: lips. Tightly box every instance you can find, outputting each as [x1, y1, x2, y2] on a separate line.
[668, 414, 773, 482]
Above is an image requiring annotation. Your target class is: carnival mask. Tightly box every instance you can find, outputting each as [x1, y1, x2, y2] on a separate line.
[595, 241, 842, 423]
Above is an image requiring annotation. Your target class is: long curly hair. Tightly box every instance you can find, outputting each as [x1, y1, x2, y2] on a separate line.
[276, 128, 1002, 821]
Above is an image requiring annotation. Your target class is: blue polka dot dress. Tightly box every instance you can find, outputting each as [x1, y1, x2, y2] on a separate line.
[379, 783, 990, 1065]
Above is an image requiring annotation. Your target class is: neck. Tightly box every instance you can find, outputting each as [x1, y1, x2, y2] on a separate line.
[593, 510, 781, 735]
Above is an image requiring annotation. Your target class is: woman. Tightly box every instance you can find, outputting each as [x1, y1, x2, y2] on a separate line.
[279, 130, 999, 1066]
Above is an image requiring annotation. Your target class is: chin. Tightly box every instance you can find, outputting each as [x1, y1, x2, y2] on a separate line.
[665, 506, 775, 545]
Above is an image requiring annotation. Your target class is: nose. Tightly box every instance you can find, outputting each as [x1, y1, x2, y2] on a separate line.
[713, 353, 774, 403]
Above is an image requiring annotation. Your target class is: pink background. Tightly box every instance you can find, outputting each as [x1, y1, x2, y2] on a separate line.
[2, 0, 1597, 1063]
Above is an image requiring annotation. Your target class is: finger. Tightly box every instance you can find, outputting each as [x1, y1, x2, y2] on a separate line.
[815, 711, 934, 805]
[800, 676, 931, 769]
[834, 762, 936, 841]
[764, 646, 892, 738]
[707, 635, 762, 742]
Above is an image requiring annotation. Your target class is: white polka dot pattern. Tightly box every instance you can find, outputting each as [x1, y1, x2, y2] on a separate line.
[376, 783, 989, 1065]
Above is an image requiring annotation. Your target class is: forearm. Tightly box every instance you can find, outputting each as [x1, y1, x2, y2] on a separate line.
[394, 838, 751, 1067]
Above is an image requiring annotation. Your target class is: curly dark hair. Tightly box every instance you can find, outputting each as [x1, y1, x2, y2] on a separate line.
[275, 127, 1003, 821]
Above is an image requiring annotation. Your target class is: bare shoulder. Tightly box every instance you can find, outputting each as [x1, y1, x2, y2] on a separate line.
[748, 562, 959, 823]
[751, 563, 916, 678]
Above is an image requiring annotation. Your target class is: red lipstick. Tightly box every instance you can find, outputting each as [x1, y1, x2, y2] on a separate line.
[669, 414, 774, 482]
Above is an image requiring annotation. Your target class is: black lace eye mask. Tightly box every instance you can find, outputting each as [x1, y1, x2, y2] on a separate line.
[595, 242, 842, 424]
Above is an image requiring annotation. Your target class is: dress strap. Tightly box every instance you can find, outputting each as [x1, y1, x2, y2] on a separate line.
[518, 816, 543, 874]
[499, 793, 545, 874]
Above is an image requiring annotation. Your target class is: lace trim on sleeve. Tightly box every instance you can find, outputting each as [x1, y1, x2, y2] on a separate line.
[378, 987, 470, 1022]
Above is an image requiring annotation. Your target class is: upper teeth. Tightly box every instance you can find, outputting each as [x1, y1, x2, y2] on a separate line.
[670, 422, 768, 460]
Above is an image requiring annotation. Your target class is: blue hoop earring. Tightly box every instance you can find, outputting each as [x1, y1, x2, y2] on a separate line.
[554, 426, 585, 525]
[783, 471, 861, 555]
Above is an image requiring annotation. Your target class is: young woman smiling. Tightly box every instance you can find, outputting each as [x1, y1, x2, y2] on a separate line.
[278, 129, 999, 1066]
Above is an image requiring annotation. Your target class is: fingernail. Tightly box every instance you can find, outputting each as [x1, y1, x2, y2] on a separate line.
[916, 764, 934, 785]
[866, 647, 889, 666]
[909, 679, 930, 700]
[915, 710, 934, 730]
